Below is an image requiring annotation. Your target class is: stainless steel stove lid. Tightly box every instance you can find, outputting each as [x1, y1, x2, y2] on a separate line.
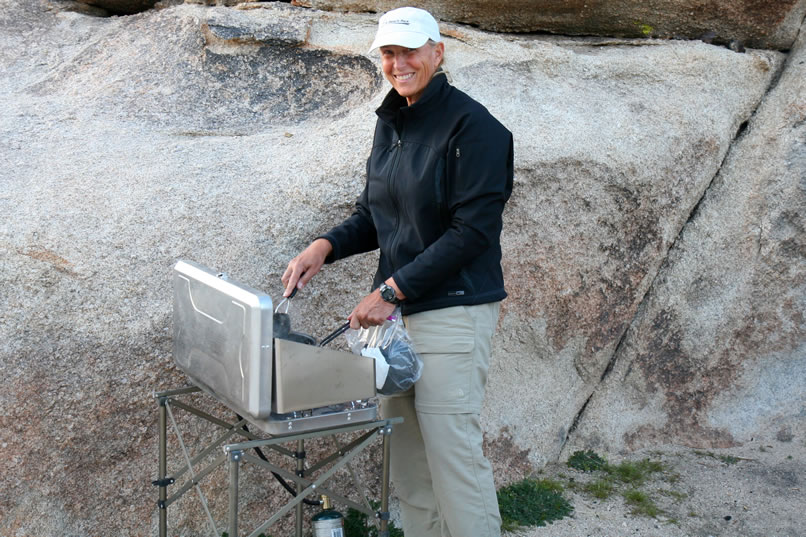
[173, 260, 274, 419]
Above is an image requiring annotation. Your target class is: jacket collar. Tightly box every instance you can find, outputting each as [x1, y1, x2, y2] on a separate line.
[376, 71, 450, 126]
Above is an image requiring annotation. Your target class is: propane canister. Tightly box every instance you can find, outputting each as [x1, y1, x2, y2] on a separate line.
[312, 495, 344, 537]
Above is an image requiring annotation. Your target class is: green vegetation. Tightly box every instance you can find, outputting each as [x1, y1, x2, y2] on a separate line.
[344, 502, 404, 537]
[567, 450, 666, 485]
[497, 478, 574, 531]
[623, 489, 661, 517]
[567, 449, 608, 472]
[635, 22, 654, 36]
[563, 450, 686, 520]
[608, 458, 666, 486]
[583, 478, 615, 499]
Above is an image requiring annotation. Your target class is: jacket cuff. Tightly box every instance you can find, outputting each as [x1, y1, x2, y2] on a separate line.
[313, 235, 338, 264]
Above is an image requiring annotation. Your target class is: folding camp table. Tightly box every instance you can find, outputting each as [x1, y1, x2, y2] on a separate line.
[154, 386, 400, 537]
[154, 261, 401, 537]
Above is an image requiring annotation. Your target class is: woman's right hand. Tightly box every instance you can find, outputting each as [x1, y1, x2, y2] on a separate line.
[281, 238, 333, 297]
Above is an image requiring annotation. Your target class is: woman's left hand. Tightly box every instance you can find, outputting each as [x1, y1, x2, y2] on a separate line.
[348, 291, 396, 329]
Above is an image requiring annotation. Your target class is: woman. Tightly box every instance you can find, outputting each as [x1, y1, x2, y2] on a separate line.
[282, 7, 513, 536]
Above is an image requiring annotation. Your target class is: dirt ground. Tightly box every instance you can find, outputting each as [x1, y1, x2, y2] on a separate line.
[504, 441, 805, 537]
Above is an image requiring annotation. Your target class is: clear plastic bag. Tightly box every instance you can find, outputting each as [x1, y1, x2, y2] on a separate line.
[345, 310, 423, 395]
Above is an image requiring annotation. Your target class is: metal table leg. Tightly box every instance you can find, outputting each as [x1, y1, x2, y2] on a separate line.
[158, 397, 168, 537]
[295, 439, 305, 537]
[229, 450, 242, 537]
[379, 424, 392, 537]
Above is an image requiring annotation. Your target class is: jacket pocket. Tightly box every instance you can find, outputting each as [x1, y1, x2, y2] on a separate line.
[433, 156, 449, 233]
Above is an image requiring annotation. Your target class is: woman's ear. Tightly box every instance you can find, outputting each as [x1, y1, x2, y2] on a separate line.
[433, 41, 445, 68]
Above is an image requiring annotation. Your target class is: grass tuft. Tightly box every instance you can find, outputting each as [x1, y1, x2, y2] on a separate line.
[623, 489, 661, 518]
[583, 478, 616, 499]
[607, 458, 666, 486]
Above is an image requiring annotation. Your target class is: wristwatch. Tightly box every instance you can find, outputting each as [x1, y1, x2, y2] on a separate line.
[379, 282, 401, 305]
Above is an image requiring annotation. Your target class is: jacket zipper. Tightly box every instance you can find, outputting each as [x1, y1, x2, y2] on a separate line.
[386, 137, 404, 271]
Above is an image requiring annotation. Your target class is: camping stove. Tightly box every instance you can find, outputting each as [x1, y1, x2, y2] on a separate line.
[172, 260, 377, 435]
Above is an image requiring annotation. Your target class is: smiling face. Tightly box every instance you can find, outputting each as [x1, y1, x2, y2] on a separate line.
[380, 42, 444, 106]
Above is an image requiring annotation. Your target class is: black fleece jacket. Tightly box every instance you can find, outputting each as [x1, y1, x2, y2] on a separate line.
[320, 74, 514, 315]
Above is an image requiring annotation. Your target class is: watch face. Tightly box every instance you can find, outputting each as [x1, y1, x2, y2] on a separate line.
[381, 284, 397, 303]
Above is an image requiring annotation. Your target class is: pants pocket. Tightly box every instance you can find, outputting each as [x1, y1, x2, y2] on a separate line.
[405, 306, 477, 412]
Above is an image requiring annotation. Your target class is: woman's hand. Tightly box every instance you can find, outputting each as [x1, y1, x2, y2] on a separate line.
[348, 278, 404, 329]
[348, 290, 396, 329]
[281, 238, 333, 297]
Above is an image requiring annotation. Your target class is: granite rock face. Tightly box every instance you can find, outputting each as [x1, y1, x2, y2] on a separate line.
[0, 1, 803, 535]
[471, 36, 785, 465]
[294, 0, 806, 50]
[565, 18, 806, 454]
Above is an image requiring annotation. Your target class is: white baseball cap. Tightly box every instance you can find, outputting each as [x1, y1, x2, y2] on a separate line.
[369, 7, 441, 52]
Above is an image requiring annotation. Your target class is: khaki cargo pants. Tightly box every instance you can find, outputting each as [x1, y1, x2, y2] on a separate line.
[380, 302, 502, 537]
